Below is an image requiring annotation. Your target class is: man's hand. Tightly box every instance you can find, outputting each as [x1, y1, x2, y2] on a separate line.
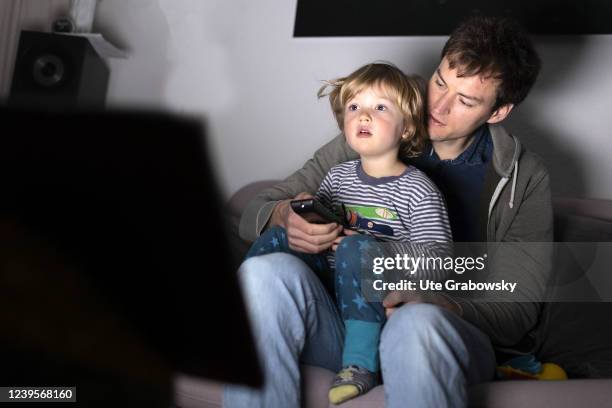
[383, 290, 462, 318]
[269, 192, 343, 254]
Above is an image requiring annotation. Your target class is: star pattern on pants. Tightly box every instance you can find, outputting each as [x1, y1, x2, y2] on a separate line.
[352, 293, 367, 310]
[358, 240, 371, 250]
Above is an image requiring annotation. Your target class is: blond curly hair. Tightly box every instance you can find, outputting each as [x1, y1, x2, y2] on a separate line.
[318, 62, 427, 159]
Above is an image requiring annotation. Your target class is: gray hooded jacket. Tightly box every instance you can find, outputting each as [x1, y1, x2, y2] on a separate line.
[239, 123, 553, 353]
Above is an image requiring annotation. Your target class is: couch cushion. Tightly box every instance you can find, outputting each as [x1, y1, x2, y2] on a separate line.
[174, 374, 223, 408]
[174, 369, 612, 408]
[468, 379, 612, 408]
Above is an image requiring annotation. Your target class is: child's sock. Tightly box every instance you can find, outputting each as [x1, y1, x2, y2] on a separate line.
[328, 365, 378, 405]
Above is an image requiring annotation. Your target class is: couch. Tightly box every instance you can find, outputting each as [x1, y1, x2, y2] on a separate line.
[173, 182, 612, 407]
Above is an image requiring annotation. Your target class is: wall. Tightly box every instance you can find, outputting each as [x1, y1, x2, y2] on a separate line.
[14, 0, 612, 200]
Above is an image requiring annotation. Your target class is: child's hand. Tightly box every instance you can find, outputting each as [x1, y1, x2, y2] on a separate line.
[331, 228, 359, 251]
[383, 291, 462, 318]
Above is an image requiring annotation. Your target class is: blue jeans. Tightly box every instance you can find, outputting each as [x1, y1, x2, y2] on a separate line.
[246, 227, 386, 372]
[223, 253, 496, 408]
[245, 226, 335, 294]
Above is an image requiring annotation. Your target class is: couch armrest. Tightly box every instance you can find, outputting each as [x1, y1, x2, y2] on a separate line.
[228, 180, 281, 221]
[225, 180, 280, 262]
[553, 197, 612, 222]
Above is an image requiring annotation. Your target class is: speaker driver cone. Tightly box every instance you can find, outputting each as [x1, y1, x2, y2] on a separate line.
[32, 54, 65, 87]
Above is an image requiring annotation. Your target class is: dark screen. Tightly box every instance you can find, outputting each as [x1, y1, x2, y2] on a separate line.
[0, 107, 261, 406]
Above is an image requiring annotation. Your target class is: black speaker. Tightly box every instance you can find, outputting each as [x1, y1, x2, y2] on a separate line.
[9, 31, 109, 109]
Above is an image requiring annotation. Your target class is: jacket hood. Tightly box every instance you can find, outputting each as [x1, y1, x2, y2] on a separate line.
[489, 123, 521, 178]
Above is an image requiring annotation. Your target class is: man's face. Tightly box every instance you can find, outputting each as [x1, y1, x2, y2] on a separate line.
[427, 56, 511, 143]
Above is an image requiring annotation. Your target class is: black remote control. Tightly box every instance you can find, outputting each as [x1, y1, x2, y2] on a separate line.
[290, 198, 346, 226]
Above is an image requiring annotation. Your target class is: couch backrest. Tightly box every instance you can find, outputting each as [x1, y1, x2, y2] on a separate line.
[537, 197, 612, 378]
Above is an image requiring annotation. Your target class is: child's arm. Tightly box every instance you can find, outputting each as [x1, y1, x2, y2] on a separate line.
[381, 187, 456, 315]
[380, 187, 454, 281]
[314, 168, 336, 210]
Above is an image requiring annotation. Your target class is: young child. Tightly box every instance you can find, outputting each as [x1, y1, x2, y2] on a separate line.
[245, 62, 451, 404]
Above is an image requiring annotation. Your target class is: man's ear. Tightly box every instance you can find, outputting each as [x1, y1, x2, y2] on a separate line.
[486, 103, 514, 124]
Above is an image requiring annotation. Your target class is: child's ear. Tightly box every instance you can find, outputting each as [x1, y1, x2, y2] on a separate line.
[402, 123, 416, 139]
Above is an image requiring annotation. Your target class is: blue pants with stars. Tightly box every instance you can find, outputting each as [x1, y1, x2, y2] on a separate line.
[246, 226, 386, 373]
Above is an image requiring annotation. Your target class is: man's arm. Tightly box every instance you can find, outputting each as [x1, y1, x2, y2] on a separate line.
[239, 134, 357, 242]
[383, 159, 554, 348]
[455, 164, 554, 347]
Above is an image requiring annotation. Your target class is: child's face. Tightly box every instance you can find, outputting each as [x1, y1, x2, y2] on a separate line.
[343, 86, 406, 160]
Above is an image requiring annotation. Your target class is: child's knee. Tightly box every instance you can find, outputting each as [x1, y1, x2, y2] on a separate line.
[246, 226, 290, 258]
[263, 225, 287, 237]
[336, 234, 377, 257]
[335, 234, 379, 278]
[261, 226, 289, 244]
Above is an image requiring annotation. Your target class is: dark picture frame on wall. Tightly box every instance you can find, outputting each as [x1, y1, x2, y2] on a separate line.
[294, 0, 612, 36]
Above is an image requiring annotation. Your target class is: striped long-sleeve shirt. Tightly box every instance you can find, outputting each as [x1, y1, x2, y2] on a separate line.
[316, 160, 452, 243]
[316, 160, 453, 280]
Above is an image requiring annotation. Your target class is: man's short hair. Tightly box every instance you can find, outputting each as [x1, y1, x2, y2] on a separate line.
[441, 16, 541, 110]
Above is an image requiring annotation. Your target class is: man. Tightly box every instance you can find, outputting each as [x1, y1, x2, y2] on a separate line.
[225, 16, 553, 408]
